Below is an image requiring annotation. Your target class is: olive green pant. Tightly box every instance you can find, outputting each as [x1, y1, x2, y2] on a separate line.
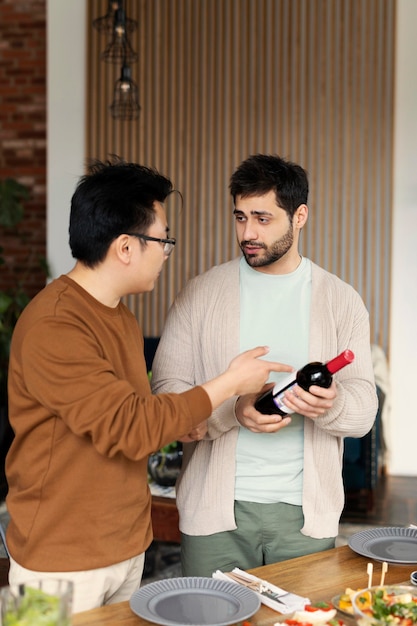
[181, 500, 335, 577]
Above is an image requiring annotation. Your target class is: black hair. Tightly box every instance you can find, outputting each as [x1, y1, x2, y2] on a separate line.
[69, 157, 173, 267]
[229, 153, 309, 219]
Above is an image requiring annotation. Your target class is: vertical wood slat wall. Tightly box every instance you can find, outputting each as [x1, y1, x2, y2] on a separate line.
[87, 0, 394, 354]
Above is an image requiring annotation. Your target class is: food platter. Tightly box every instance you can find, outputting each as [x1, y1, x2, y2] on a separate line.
[129, 577, 261, 626]
[348, 526, 417, 564]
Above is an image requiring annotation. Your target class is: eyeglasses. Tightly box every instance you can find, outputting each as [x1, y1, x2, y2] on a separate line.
[126, 232, 176, 257]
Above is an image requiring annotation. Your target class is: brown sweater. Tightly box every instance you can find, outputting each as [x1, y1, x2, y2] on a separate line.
[6, 275, 211, 571]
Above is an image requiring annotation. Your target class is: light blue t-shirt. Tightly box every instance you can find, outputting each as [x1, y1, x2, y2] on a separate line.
[235, 256, 312, 504]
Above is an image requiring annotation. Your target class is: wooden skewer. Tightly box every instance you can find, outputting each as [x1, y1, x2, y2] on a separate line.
[367, 562, 374, 587]
[225, 571, 261, 592]
[380, 561, 388, 586]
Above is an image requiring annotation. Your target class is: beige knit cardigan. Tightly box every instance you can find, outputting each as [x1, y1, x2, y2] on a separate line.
[152, 258, 378, 539]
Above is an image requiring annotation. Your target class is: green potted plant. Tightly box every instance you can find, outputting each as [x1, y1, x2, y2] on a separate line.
[0, 178, 40, 499]
[146, 369, 183, 487]
[0, 178, 31, 404]
[148, 441, 183, 487]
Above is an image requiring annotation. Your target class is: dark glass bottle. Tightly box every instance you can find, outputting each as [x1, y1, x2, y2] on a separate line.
[254, 349, 355, 415]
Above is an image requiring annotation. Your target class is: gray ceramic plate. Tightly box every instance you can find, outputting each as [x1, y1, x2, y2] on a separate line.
[129, 577, 261, 626]
[348, 526, 417, 564]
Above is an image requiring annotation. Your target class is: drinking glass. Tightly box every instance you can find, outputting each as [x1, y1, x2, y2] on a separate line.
[0, 578, 73, 625]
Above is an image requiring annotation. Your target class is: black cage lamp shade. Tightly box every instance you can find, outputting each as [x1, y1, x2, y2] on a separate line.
[93, 0, 140, 120]
[101, 7, 138, 64]
[93, 0, 137, 35]
[110, 65, 140, 121]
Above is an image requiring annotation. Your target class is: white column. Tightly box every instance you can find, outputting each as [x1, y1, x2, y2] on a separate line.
[47, 0, 86, 278]
[389, 0, 417, 474]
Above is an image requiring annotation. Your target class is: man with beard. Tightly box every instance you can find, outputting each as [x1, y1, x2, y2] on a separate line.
[151, 154, 377, 576]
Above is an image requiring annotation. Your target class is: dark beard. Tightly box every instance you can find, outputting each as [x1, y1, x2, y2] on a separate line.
[240, 227, 294, 268]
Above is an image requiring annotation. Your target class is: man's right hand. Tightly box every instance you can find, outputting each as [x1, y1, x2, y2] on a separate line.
[201, 346, 293, 413]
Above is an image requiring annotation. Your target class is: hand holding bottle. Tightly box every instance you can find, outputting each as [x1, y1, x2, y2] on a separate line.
[254, 350, 354, 416]
[275, 378, 338, 419]
[236, 392, 293, 433]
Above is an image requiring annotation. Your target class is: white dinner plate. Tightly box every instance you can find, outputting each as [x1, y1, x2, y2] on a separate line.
[348, 526, 417, 564]
[129, 576, 261, 626]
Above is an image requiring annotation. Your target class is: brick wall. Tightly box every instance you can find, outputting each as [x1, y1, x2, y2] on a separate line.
[0, 0, 47, 299]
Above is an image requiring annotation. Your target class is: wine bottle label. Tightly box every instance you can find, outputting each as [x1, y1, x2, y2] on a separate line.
[272, 373, 297, 414]
[272, 394, 294, 414]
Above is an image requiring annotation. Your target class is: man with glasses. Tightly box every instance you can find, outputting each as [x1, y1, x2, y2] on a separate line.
[152, 153, 378, 577]
[5, 158, 289, 612]
[126, 232, 176, 257]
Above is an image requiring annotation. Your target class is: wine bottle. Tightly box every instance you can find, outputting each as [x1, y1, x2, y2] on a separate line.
[254, 349, 355, 415]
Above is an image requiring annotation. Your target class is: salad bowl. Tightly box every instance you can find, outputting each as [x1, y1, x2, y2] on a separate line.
[352, 584, 417, 625]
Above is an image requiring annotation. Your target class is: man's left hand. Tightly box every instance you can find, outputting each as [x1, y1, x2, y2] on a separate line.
[282, 381, 336, 419]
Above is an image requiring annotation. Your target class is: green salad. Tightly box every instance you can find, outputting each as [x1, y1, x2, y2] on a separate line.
[3, 586, 68, 626]
[355, 587, 417, 625]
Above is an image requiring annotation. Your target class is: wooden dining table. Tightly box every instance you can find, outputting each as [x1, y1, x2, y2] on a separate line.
[72, 544, 414, 626]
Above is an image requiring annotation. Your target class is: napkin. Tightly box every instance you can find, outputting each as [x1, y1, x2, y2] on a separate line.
[213, 567, 310, 614]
